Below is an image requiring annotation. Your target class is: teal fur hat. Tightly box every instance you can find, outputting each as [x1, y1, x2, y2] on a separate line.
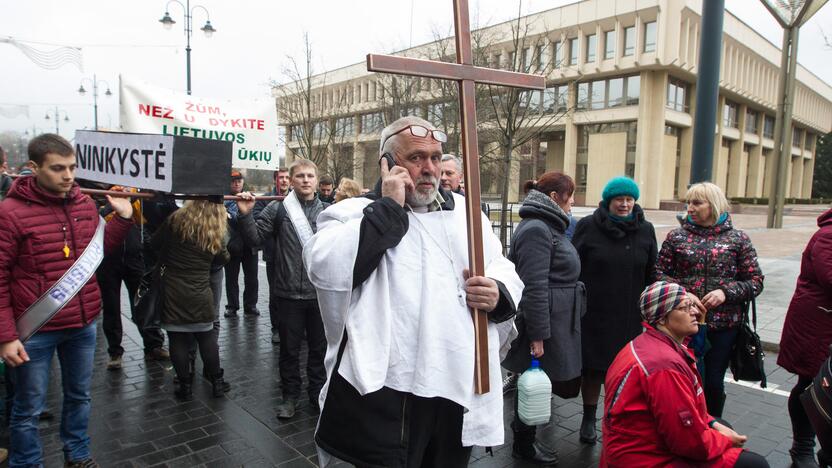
[602, 176, 640, 205]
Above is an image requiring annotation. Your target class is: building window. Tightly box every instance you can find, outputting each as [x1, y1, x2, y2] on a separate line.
[553, 41, 563, 67]
[335, 117, 354, 137]
[590, 80, 605, 109]
[763, 115, 775, 139]
[360, 112, 384, 134]
[536, 44, 547, 72]
[576, 75, 639, 110]
[608, 78, 624, 107]
[624, 26, 636, 56]
[523, 47, 532, 72]
[544, 84, 569, 113]
[806, 133, 815, 151]
[723, 101, 739, 128]
[793, 127, 804, 147]
[492, 53, 502, 68]
[666, 78, 688, 112]
[626, 74, 640, 105]
[643, 21, 657, 53]
[745, 110, 758, 134]
[604, 30, 615, 59]
[428, 102, 446, 126]
[586, 34, 596, 63]
[569, 38, 578, 65]
[312, 121, 328, 139]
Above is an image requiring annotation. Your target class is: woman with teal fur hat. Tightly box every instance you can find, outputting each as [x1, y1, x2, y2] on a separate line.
[572, 175, 658, 444]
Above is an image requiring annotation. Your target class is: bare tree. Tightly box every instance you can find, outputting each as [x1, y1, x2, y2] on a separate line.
[479, 10, 579, 249]
[272, 33, 352, 172]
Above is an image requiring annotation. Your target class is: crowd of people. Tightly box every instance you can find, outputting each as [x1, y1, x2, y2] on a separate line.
[0, 120, 828, 468]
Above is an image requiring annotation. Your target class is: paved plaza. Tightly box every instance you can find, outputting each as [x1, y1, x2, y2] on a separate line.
[1, 205, 827, 467]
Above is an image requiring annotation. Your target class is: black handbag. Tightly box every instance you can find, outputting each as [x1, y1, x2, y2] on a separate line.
[133, 263, 166, 330]
[729, 298, 767, 388]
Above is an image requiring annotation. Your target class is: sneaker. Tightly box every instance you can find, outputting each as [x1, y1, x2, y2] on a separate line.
[106, 355, 123, 370]
[503, 372, 519, 395]
[271, 331, 281, 344]
[224, 308, 239, 317]
[512, 441, 559, 466]
[276, 399, 297, 419]
[244, 308, 260, 316]
[64, 458, 100, 468]
[145, 347, 170, 361]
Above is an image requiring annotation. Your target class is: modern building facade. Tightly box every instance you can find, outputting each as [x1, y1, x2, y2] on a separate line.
[274, 0, 832, 208]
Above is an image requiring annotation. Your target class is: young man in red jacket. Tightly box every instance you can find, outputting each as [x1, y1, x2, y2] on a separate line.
[0, 134, 133, 468]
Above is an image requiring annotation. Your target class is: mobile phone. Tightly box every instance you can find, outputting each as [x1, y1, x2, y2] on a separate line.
[379, 152, 396, 169]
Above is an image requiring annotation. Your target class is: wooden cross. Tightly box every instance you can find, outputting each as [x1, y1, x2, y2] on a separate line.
[367, 0, 545, 394]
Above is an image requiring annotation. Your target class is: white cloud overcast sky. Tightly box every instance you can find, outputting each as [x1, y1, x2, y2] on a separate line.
[1, 0, 831, 138]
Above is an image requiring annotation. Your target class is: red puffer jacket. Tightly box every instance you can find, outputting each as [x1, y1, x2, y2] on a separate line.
[778, 208, 832, 378]
[0, 176, 131, 342]
[601, 324, 742, 467]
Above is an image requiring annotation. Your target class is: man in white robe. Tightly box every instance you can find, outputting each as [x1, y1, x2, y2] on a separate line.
[303, 116, 523, 467]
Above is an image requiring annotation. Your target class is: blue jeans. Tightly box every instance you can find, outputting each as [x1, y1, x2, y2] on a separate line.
[9, 323, 97, 467]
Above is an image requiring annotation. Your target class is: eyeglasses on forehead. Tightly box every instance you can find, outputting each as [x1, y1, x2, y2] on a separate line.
[381, 125, 448, 149]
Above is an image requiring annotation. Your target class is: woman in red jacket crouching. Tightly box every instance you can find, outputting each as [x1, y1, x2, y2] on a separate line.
[601, 281, 769, 468]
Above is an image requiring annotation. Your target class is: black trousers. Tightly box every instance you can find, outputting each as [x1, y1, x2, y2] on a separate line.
[98, 259, 164, 356]
[266, 261, 279, 332]
[317, 369, 472, 468]
[168, 330, 221, 380]
[223, 247, 259, 313]
[277, 297, 326, 401]
[788, 375, 816, 442]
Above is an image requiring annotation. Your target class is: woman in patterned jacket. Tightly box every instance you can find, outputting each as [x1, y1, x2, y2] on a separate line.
[655, 182, 764, 418]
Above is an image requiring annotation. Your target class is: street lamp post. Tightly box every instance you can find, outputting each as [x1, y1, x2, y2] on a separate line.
[44, 107, 70, 135]
[78, 74, 112, 131]
[158, 0, 217, 95]
[761, 0, 828, 228]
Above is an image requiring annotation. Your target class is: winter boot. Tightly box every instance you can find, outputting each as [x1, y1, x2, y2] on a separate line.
[512, 429, 558, 465]
[210, 369, 231, 397]
[579, 404, 598, 444]
[174, 375, 193, 402]
[789, 434, 819, 468]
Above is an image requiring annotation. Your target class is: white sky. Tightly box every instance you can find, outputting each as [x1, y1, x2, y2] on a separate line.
[1, 0, 831, 139]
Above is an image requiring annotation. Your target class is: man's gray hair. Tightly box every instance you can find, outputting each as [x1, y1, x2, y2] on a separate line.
[379, 116, 437, 157]
[441, 154, 463, 173]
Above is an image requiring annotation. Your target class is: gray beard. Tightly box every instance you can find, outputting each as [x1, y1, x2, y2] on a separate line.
[406, 176, 439, 207]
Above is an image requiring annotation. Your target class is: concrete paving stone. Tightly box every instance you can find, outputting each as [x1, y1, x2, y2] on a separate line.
[135, 444, 193, 467]
[164, 445, 227, 468]
[152, 428, 209, 450]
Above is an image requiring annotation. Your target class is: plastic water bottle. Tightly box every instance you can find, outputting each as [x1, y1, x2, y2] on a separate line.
[517, 359, 552, 426]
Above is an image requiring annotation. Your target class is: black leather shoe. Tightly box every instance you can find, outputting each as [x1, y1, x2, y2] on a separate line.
[512, 442, 559, 466]
[276, 399, 297, 419]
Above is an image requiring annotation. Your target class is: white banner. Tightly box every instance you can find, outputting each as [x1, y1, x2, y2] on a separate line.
[75, 130, 174, 192]
[119, 75, 279, 170]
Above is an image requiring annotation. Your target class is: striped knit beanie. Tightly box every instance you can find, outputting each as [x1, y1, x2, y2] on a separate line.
[639, 281, 687, 326]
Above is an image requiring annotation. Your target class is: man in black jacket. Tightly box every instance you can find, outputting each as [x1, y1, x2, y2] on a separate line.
[223, 171, 259, 317]
[237, 160, 329, 419]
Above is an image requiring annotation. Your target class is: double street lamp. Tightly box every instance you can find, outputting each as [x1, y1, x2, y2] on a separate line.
[77, 74, 112, 131]
[762, 0, 827, 228]
[158, 0, 217, 95]
[44, 107, 70, 135]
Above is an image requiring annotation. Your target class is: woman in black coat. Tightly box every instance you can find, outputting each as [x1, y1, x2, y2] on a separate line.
[504, 172, 585, 464]
[572, 176, 657, 444]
